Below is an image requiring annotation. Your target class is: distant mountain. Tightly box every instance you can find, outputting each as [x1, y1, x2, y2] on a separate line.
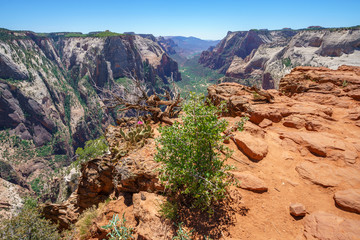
[157, 36, 220, 64]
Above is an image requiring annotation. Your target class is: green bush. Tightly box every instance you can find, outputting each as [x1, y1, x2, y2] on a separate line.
[155, 93, 234, 211]
[282, 57, 292, 67]
[0, 200, 60, 240]
[75, 206, 99, 239]
[30, 177, 44, 195]
[74, 136, 108, 167]
[159, 200, 178, 221]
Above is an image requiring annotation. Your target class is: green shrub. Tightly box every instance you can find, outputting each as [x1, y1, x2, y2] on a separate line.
[75, 206, 99, 239]
[75, 200, 110, 239]
[155, 93, 234, 211]
[342, 80, 348, 88]
[74, 136, 108, 167]
[159, 200, 178, 221]
[282, 57, 292, 67]
[102, 213, 134, 240]
[30, 177, 44, 195]
[36, 144, 53, 157]
[235, 116, 249, 132]
[0, 202, 60, 240]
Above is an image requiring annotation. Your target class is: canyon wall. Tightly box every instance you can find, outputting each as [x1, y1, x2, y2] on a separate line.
[199, 28, 360, 89]
[0, 29, 181, 207]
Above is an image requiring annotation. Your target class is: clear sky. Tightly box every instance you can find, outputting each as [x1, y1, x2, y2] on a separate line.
[1, 0, 359, 40]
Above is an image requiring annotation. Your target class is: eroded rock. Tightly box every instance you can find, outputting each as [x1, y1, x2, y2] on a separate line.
[303, 212, 360, 240]
[334, 189, 360, 214]
[233, 171, 268, 193]
[232, 132, 268, 161]
[289, 203, 306, 217]
[295, 162, 360, 188]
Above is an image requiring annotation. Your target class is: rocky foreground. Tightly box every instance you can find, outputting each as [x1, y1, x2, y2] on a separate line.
[43, 65, 360, 239]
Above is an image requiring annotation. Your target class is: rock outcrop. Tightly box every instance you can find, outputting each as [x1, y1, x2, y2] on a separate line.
[42, 125, 164, 232]
[199, 28, 360, 88]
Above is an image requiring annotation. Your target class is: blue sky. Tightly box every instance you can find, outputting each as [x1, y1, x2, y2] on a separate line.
[1, 0, 359, 40]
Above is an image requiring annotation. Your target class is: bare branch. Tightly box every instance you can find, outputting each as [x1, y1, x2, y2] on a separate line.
[90, 70, 182, 125]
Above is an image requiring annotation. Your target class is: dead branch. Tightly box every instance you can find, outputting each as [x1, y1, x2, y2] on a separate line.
[92, 70, 182, 125]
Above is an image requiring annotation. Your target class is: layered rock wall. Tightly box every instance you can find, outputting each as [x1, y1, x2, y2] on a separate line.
[200, 29, 360, 88]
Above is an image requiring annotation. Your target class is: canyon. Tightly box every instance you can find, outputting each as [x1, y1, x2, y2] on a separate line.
[0, 28, 181, 214]
[1, 26, 360, 239]
[199, 27, 360, 89]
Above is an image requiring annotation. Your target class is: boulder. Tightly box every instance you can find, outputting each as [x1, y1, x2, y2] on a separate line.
[289, 203, 306, 217]
[76, 158, 114, 210]
[232, 132, 268, 161]
[233, 171, 268, 193]
[283, 116, 305, 129]
[259, 118, 273, 128]
[334, 189, 360, 214]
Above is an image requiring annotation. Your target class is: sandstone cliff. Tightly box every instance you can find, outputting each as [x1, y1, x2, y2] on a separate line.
[199, 28, 360, 89]
[0, 28, 181, 207]
[42, 65, 360, 239]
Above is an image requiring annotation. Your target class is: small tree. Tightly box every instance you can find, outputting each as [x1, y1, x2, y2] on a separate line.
[74, 135, 109, 167]
[155, 93, 233, 211]
[0, 198, 61, 240]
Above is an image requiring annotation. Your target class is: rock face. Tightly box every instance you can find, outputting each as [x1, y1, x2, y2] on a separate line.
[199, 28, 360, 88]
[0, 177, 30, 221]
[0, 29, 181, 206]
[0, 29, 181, 152]
[42, 125, 163, 231]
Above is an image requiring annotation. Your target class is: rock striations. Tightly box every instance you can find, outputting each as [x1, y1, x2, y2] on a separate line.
[199, 29, 360, 89]
[0, 29, 181, 153]
[0, 29, 182, 217]
[41, 65, 360, 239]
